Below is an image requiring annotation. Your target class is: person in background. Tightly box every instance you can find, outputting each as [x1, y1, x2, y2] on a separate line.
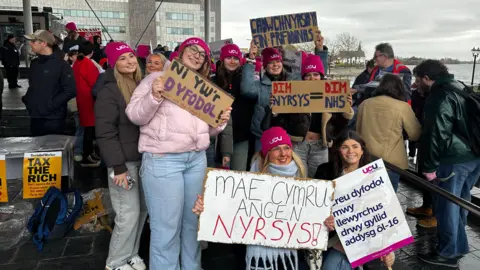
[96, 42, 147, 270]
[348, 59, 375, 130]
[126, 37, 231, 270]
[2, 34, 20, 89]
[153, 44, 164, 53]
[193, 127, 310, 270]
[352, 59, 375, 89]
[415, 60, 480, 267]
[92, 35, 106, 63]
[53, 35, 65, 60]
[23, 30, 76, 136]
[63, 22, 86, 53]
[370, 43, 412, 101]
[135, 44, 150, 76]
[315, 130, 395, 270]
[145, 52, 167, 75]
[241, 43, 300, 151]
[356, 74, 421, 191]
[72, 42, 100, 167]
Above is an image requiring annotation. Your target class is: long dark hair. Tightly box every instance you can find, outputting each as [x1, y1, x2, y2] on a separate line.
[216, 61, 242, 90]
[331, 130, 371, 178]
[373, 73, 406, 101]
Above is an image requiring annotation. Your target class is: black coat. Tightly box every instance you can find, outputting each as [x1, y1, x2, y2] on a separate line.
[22, 54, 76, 119]
[1, 41, 19, 67]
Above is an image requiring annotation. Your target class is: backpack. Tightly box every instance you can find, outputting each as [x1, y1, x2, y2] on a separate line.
[27, 187, 83, 251]
[452, 85, 480, 156]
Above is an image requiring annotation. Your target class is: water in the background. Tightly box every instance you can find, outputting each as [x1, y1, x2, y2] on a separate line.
[408, 64, 477, 84]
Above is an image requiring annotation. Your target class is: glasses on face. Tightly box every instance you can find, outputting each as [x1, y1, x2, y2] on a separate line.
[374, 53, 385, 59]
[187, 46, 206, 60]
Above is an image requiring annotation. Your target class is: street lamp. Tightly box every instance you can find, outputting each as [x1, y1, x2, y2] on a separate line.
[471, 47, 480, 86]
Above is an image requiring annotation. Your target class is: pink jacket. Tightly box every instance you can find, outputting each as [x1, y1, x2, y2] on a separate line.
[125, 71, 226, 155]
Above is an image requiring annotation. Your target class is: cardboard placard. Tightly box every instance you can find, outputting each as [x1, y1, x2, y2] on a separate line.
[74, 191, 106, 230]
[209, 38, 233, 62]
[0, 155, 7, 202]
[22, 152, 62, 199]
[271, 80, 351, 114]
[197, 169, 335, 250]
[250, 12, 318, 48]
[162, 60, 234, 127]
[333, 159, 414, 267]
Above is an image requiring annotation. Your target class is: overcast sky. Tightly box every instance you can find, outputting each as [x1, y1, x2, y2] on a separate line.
[221, 0, 480, 61]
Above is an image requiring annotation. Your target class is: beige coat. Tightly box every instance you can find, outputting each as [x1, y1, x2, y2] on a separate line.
[357, 95, 421, 169]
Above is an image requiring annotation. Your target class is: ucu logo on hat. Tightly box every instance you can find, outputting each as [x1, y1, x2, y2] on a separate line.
[362, 163, 379, 174]
[269, 136, 283, 144]
[271, 54, 280, 58]
[186, 39, 199, 45]
[228, 49, 238, 54]
[116, 45, 129, 51]
[306, 65, 316, 70]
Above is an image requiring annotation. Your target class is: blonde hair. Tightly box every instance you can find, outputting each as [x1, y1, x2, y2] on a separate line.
[114, 61, 142, 104]
[147, 52, 167, 65]
[252, 151, 307, 178]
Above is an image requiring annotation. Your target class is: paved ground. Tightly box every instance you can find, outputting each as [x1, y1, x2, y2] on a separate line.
[2, 79, 480, 269]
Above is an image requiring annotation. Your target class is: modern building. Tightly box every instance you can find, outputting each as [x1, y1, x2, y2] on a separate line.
[0, 0, 221, 48]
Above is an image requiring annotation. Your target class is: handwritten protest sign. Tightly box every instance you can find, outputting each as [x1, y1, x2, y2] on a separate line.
[209, 38, 233, 62]
[282, 48, 302, 74]
[162, 60, 234, 127]
[0, 155, 7, 202]
[250, 12, 318, 48]
[198, 169, 335, 249]
[22, 152, 62, 199]
[332, 159, 413, 268]
[74, 190, 106, 230]
[271, 80, 350, 114]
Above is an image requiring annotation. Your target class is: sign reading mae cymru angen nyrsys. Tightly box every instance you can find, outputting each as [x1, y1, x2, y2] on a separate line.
[250, 12, 318, 48]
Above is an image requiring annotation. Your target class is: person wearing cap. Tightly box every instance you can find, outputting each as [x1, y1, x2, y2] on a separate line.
[63, 22, 87, 53]
[22, 30, 76, 136]
[95, 42, 146, 270]
[126, 37, 231, 270]
[241, 42, 301, 152]
[1, 34, 20, 89]
[192, 126, 310, 270]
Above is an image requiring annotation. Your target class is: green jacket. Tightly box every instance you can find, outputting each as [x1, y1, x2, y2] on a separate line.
[420, 75, 478, 172]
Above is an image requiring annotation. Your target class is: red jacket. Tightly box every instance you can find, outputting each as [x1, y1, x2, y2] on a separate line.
[369, 58, 412, 103]
[72, 58, 99, 127]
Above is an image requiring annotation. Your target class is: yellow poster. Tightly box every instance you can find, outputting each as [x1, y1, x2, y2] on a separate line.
[22, 151, 62, 199]
[74, 191, 106, 230]
[0, 155, 7, 203]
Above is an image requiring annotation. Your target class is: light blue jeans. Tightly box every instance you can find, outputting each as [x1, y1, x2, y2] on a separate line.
[322, 248, 354, 270]
[141, 151, 207, 270]
[293, 140, 329, 178]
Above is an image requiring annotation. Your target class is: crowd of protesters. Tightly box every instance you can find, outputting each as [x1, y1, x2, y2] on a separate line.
[14, 20, 480, 270]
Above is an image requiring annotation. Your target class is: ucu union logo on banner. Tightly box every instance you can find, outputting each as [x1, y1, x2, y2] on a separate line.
[116, 45, 129, 51]
[228, 49, 239, 54]
[269, 136, 282, 144]
[186, 39, 199, 45]
[362, 163, 379, 174]
[306, 65, 316, 70]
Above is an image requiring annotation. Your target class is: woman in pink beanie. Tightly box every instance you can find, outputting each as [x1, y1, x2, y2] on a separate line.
[192, 126, 310, 269]
[125, 37, 231, 270]
[95, 42, 147, 270]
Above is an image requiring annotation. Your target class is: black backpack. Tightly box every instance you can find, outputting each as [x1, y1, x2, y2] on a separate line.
[452, 84, 480, 156]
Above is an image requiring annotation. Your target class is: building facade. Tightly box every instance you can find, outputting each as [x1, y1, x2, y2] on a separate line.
[0, 0, 221, 48]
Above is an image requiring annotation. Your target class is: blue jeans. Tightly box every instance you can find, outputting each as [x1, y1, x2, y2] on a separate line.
[140, 151, 207, 270]
[231, 140, 250, 171]
[322, 248, 354, 270]
[387, 169, 400, 192]
[435, 159, 480, 258]
[74, 113, 84, 155]
[293, 140, 328, 178]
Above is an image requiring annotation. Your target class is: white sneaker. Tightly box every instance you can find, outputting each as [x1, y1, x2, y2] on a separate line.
[74, 154, 83, 162]
[105, 264, 134, 270]
[128, 255, 147, 270]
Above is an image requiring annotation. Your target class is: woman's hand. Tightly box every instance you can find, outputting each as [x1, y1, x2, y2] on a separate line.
[152, 76, 165, 101]
[380, 252, 395, 268]
[314, 30, 324, 50]
[222, 156, 230, 168]
[249, 40, 258, 59]
[113, 172, 129, 190]
[192, 195, 204, 216]
[219, 107, 232, 126]
[347, 93, 353, 106]
[324, 215, 335, 231]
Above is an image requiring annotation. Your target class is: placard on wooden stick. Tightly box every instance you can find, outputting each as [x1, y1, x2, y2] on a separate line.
[198, 169, 335, 250]
[271, 80, 351, 114]
[162, 60, 234, 127]
[250, 12, 318, 48]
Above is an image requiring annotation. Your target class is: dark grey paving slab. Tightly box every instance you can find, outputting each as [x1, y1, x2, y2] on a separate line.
[36, 253, 108, 270]
[13, 238, 67, 262]
[62, 236, 95, 257]
[0, 261, 38, 270]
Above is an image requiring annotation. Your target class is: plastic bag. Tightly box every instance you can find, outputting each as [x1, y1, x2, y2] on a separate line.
[68, 188, 114, 233]
[0, 202, 34, 250]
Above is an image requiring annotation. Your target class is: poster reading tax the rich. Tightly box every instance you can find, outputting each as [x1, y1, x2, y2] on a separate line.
[22, 152, 62, 199]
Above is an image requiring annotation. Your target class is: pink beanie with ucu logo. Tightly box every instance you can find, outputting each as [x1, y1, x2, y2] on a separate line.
[260, 127, 292, 156]
[178, 37, 211, 60]
[105, 42, 134, 67]
[302, 54, 325, 77]
[220, 43, 243, 61]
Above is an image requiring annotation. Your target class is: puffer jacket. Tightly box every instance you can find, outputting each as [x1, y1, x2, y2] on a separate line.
[420, 75, 479, 173]
[241, 63, 301, 138]
[125, 71, 226, 155]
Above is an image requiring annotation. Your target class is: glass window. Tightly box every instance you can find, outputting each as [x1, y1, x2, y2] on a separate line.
[172, 13, 177, 20]
[113, 12, 120, 18]
[120, 26, 126, 33]
[200, 27, 204, 32]
[200, 15, 204, 21]
[211, 37, 215, 42]
[166, 12, 172, 19]
[64, 9, 71, 16]
[210, 17, 214, 22]
[120, 12, 125, 19]
[167, 28, 172, 34]
[211, 27, 215, 32]
[71, 10, 77, 17]
[189, 14, 194, 21]
[108, 12, 113, 18]
[183, 14, 189, 20]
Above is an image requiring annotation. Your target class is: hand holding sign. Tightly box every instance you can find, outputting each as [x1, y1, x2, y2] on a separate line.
[314, 30, 324, 50]
[192, 194, 204, 215]
[152, 76, 165, 101]
[249, 40, 258, 59]
[218, 107, 232, 126]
